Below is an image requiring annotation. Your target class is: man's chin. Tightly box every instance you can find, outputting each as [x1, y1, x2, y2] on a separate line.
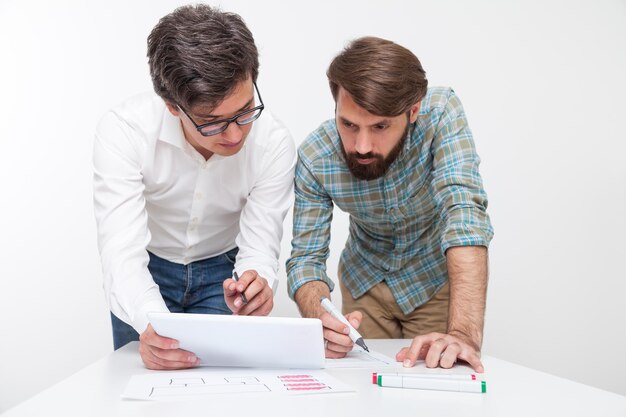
[347, 165, 386, 181]
[214, 142, 244, 156]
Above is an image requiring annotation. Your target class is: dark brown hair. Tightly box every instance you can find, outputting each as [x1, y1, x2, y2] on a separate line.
[147, 4, 259, 111]
[327, 36, 428, 116]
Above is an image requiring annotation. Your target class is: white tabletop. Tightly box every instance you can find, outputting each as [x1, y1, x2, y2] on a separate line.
[2, 340, 625, 417]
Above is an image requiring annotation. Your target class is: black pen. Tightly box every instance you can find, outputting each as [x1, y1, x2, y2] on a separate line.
[233, 271, 248, 305]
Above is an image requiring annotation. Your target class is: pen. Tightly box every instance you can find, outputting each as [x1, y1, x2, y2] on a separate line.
[372, 372, 478, 383]
[376, 374, 486, 393]
[233, 271, 248, 305]
[320, 296, 369, 352]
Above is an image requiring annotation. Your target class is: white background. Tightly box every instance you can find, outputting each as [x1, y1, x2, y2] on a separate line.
[0, 0, 625, 412]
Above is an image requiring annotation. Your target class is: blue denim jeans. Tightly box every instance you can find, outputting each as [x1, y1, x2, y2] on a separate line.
[110, 248, 237, 350]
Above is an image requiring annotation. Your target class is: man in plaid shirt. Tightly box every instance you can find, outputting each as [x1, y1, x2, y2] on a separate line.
[286, 37, 494, 372]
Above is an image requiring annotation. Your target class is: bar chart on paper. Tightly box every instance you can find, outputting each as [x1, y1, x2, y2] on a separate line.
[122, 370, 355, 401]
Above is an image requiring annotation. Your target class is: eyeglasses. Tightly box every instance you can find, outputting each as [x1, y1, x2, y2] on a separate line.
[178, 82, 264, 137]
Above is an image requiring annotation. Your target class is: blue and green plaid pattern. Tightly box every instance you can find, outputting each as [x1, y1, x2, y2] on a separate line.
[286, 87, 494, 314]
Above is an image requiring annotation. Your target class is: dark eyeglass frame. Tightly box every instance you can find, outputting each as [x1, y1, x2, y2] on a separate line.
[178, 82, 264, 137]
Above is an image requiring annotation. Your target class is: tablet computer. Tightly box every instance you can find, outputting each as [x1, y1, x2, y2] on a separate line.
[148, 312, 325, 369]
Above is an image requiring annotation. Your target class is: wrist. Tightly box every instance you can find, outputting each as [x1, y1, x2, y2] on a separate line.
[447, 328, 482, 351]
[294, 280, 331, 319]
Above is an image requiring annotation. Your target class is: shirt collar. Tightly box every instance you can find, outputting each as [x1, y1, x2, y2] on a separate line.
[157, 104, 244, 163]
[158, 106, 188, 149]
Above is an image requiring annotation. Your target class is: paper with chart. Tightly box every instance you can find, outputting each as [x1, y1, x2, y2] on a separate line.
[324, 347, 401, 368]
[122, 370, 354, 401]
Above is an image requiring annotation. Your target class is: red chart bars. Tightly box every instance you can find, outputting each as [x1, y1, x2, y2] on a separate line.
[278, 374, 330, 392]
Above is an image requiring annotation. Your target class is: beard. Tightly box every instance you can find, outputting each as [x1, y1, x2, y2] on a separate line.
[339, 122, 410, 181]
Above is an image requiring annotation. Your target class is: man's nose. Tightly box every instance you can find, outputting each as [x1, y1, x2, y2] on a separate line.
[354, 131, 373, 155]
[221, 122, 244, 143]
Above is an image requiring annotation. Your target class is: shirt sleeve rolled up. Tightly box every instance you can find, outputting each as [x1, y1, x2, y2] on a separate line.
[286, 155, 335, 300]
[429, 91, 494, 255]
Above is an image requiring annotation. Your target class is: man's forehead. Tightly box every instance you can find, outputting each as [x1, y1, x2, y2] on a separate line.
[336, 88, 386, 118]
[190, 80, 254, 118]
[336, 91, 393, 123]
[336, 89, 418, 127]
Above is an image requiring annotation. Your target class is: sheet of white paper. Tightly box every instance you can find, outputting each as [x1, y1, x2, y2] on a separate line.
[324, 348, 401, 368]
[122, 369, 355, 401]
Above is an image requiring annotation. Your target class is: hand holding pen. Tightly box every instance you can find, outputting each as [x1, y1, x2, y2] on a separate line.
[319, 297, 368, 358]
[223, 269, 273, 316]
[233, 271, 248, 305]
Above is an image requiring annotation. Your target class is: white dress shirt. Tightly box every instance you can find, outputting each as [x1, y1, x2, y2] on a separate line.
[93, 92, 296, 334]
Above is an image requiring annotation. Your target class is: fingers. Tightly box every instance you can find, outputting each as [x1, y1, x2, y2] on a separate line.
[231, 270, 257, 295]
[224, 272, 254, 308]
[396, 332, 484, 373]
[324, 341, 349, 359]
[140, 324, 179, 349]
[398, 334, 432, 366]
[320, 311, 354, 358]
[140, 344, 199, 370]
[424, 337, 451, 368]
[139, 324, 199, 370]
[223, 278, 238, 298]
[395, 347, 409, 362]
[458, 348, 484, 373]
[237, 283, 273, 316]
[344, 311, 363, 329]
[225, 270, 273, 316]
[323, 331, 352, 359]
[324, 311, 362, 358]
[439, 342, 461, 369]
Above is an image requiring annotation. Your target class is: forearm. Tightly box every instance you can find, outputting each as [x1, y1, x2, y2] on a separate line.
[94, 122, 166, 333]
[446, 246, 488, 350]
[235, 130, 296, 293]
[294, 280, 332, 319]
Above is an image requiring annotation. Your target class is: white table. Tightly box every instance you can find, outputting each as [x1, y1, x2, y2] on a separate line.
[2, 340, 625, 416]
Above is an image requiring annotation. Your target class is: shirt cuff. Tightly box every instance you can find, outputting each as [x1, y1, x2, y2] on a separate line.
[440, 224, 494, 255]
[287, 265, 335, 301]
[131, 288, 170, 334]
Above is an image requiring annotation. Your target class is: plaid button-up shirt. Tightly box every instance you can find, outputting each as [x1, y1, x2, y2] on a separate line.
[286, 87, 494, 314]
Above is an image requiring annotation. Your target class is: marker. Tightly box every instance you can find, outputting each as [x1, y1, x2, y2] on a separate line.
[320, 297, 369, 352]
[377, 374, 486, 393]
[372, 372, 477, 383]
[232, 271, 248, 305]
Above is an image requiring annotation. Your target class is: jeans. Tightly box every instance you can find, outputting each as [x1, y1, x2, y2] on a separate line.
[111, 248, 237, 350]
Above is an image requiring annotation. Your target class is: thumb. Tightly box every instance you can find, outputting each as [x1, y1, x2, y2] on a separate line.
[223, 278, 238, 296]
[345, 311, 363, 329]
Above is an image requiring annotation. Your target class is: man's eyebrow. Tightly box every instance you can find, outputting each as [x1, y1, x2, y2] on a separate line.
[196, 98, 254, 121]
[369, 118, 392, 127]
[339, 116, 355, 125]
[338, 116, 391, 127]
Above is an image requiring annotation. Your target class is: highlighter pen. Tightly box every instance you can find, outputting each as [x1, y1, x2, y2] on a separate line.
[372, 372, 478, 383]
[377, 374, 486, 393]
[320, 297, 369, 352]
[232, 271, 248, 305]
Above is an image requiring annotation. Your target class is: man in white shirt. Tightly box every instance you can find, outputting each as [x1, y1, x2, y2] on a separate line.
[93, 5, 295, 370]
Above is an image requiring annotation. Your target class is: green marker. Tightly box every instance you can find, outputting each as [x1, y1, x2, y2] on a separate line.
[376, 374, 486, 393]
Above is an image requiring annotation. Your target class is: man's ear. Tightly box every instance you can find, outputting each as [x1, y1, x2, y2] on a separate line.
[408, 101, 421, 123]
[165, 101, 181, 117]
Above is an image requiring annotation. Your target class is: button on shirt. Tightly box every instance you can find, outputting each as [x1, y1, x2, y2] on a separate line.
[286, 87, 494, 314]
[94, 92, 296, 333]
